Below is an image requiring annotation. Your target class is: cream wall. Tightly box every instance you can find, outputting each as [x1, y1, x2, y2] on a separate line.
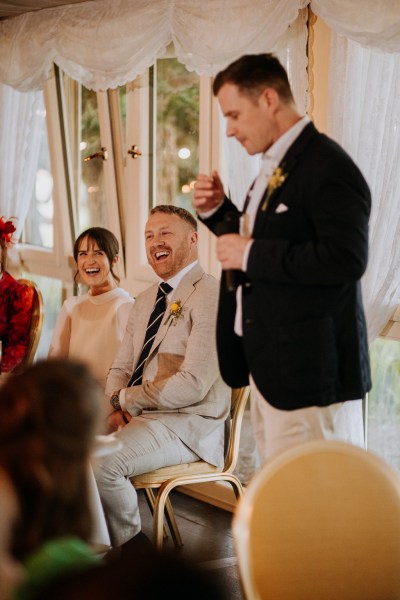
[308, 15, 331, 134]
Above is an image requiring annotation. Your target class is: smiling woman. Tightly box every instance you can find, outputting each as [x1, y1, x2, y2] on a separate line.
[48, 227, 134, 400]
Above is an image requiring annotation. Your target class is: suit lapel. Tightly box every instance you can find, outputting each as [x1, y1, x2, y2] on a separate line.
[148, 264, 205, 358]
[253, 122, 319, 232]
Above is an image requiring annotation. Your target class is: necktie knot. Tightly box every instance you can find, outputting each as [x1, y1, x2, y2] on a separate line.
[159, 282, 172, 297]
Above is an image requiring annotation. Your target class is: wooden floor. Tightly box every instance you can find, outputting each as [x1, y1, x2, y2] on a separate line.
[138, 489, 245, 600]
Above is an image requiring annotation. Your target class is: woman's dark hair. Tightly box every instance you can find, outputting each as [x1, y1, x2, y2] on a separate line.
[213, 53, 295, 105]
[73, 227, 120, 284]
[0, 359, 102, 559]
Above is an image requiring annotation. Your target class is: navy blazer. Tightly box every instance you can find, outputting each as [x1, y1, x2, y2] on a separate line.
[201, 122, 371, 410]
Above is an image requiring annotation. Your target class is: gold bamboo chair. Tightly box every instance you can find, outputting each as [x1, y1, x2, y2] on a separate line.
[233, 440, 400, 600]
[131, 385, 250, 549]
[15, 278, 44, 370]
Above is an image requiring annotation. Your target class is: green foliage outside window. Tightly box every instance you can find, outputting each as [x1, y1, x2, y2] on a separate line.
[368, 337, 400, 471]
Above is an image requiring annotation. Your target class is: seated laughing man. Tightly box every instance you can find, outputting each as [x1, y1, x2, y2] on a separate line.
[94, 205, 230, 551]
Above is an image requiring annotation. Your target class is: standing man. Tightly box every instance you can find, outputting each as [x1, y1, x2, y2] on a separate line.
[193, 54, 371, 464]
[95, 205, 230, 550]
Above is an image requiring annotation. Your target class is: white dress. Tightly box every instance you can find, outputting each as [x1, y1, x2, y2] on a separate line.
[49, 287, 134, 394]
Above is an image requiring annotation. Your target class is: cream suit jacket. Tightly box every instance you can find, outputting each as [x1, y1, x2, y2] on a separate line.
[105, 264, 230, 467]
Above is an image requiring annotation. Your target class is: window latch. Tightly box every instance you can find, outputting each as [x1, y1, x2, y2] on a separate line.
[128, 145, 142, 159]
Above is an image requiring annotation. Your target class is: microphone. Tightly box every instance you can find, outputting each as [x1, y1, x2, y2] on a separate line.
[215, 211, 240, 293]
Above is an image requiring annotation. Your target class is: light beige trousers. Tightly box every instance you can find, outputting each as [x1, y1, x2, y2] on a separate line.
[250, 376, 365, 465]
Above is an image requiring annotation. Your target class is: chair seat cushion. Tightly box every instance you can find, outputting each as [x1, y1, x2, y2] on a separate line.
[131, 460, 220, 486]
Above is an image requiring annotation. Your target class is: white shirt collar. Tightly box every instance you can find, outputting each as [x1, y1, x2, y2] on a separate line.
[262, 115, 310, 168]
[161, 260, 198, 295]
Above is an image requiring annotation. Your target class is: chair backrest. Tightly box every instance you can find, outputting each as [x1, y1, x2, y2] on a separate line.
[15, 278, 44, 369]
[224, 386, 250, 473]
[233, 440, 400, 600]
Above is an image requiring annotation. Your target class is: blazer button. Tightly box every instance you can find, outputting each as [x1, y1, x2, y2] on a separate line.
[244, 282, 252, 288]
[244, 318, 253, 325]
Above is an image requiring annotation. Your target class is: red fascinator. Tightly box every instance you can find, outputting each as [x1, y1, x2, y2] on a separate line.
[0, 216, 17, 245]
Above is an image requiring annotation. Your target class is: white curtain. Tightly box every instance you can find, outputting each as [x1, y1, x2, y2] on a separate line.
[221, 9, 309, 210]
[327, 34, 400, 342]
[0, 0, 308, 91]
[0, 83, 44, 239]
[311, 0, 400, 53]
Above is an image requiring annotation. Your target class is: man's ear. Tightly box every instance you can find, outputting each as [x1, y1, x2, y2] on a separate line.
[190, 231, 199, 246]
[261, 87, 279, 110]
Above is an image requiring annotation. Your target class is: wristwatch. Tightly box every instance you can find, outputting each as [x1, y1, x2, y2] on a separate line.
[110, 391, 121, 411]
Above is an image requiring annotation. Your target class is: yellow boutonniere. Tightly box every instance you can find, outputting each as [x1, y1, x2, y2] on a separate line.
[261, 166, 288, 211]
[166, 300, 185, 325]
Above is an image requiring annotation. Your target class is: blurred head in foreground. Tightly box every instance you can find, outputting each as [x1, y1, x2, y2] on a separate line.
[0, 359, 103, 559]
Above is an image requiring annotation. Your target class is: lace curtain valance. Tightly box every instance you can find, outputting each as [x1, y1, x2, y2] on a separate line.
[0, 0, 308, 91]
[311, 0, 400, 53]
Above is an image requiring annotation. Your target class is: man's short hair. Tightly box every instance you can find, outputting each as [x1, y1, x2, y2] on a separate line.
[150, 205, 198, 232]
[213, 53, 294, 105]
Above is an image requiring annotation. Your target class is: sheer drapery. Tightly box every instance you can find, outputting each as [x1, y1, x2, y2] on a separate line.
[311, 0, 400, 53]
[0, 0, 87, 16]
[327, 33, 400, 342]
[0, 0, 308, 91]
[0, 83, 44, 239]
[220, 9, 309, 210]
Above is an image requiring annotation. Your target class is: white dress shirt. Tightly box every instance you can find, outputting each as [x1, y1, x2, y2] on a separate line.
[234, 115, 310, 336]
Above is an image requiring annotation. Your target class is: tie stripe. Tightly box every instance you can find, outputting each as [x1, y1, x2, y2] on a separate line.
[128, 282, 172, 387]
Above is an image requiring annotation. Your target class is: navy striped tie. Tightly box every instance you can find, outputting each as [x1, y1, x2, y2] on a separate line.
[128, 282, 172, 387]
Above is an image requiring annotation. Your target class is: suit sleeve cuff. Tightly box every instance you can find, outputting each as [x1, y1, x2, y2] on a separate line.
[197, 201, 224, 220]
[119, 388, 127, 411]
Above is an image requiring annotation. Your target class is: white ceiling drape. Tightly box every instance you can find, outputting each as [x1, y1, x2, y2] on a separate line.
[311, 0, 400, 53]
[0, 0, 308, 91]
[0, 1, 399, 91]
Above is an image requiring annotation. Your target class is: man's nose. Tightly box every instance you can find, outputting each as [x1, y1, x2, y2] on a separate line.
[226, 122, 235, 137]
[153, 238, 165, 246]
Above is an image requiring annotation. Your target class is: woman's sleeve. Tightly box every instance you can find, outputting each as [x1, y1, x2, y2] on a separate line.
[1, 283, 34, 372]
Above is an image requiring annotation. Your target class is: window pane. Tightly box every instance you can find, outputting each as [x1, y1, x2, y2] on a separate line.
[23, 102, 54, 248]
[368, 337, 400, 472]
[62, 75, 107, 233]
[153, 57, 199, 214]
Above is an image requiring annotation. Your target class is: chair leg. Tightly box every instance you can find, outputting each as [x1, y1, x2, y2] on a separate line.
[144, 488, 156, 512]
[153, 485, 173, 549]
[226, 475, 244, 501]
[143, 488, 169, 540]
[150, 488, 183, 549]
[164, 496, 183, 548]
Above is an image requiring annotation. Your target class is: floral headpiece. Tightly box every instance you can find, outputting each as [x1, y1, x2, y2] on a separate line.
[0, 216, 17, 246]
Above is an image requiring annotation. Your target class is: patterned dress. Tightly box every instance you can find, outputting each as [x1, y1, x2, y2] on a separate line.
[0, 272, 34, 372]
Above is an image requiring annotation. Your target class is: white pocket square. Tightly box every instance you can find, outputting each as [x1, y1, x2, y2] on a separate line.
[275, 203, 289, 214]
